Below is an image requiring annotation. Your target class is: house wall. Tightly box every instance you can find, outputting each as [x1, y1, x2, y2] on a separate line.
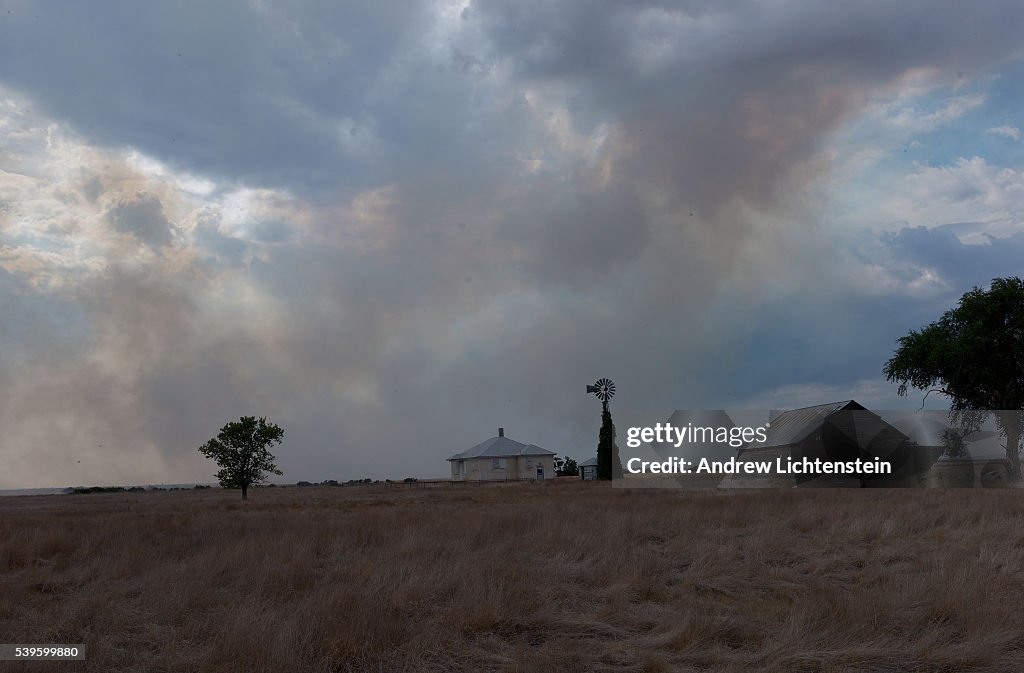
[518, 455, 554, 480]
[449, 455, 554, 481]
[472, 457, 507, 481]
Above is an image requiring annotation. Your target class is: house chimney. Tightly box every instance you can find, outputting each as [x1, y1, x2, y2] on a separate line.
[498, 427, 504, 437]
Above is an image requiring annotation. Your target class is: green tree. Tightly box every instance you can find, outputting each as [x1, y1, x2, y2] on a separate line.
[554, 455, 579, 477]
[198, 416, 284, 500]
[597, 403, 623, 480]
[883, 277, 1024, 479]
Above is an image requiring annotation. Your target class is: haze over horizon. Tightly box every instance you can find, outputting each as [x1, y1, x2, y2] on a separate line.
[3, 1, 1024, 489]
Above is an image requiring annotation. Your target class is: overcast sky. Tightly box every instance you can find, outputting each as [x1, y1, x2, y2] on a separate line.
[2, 1, 1024, 487]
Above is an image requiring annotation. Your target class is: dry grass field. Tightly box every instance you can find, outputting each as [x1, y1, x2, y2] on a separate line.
[3, 481, 1024, 672]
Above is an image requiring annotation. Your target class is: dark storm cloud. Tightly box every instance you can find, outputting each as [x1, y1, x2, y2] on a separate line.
[471, 0, 1024, 214]
[107, 193, 174, 248]
[0, 1, 431, 195]
[493, 186, 651, 289]
[887, 225, 1024, 291]
[3, 1, 1024, 486]
[472, 0, 1024, 87]
[2, 1, 1021, 210]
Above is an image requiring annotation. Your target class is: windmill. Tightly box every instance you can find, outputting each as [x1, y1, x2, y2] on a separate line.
[586, 378, 616, 411]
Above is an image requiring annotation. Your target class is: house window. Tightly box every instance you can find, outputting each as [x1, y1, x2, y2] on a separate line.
[492, 458, 507, 470]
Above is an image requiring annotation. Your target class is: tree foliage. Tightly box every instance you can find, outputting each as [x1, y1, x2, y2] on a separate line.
[198, 416, 284, 499]
[596, 403, 623, 480]
[883, 277, 1024, 478]
[554, 455, 579, 477]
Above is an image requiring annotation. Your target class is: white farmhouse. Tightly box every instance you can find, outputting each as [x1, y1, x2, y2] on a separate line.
[448, 428, 556, 481]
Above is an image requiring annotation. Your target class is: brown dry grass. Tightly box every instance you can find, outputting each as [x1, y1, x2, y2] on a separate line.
[3, 481, 1024, 672]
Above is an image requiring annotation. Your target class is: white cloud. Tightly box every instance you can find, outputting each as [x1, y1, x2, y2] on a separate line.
[872, 92, 986, 134]
[880, 157, 1024, 235]
[987, 125, 1021, 141]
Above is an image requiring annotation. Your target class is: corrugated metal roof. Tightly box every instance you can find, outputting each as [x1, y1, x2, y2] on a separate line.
[744, 400, 864, 450]
[448, 435, 555, 460]
[522, 444, 555, 456]
[579, 456, 598, 467]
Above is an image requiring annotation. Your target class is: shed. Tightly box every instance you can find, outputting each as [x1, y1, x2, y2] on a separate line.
[579, 456, 598, 480]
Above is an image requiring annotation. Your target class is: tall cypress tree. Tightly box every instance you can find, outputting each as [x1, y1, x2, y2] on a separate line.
[597, 401, 622, 480]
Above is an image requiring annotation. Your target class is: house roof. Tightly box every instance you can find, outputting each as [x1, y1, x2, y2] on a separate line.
[744, 400, 868, 450]
[448, 435, 556, 461]
[579, 456, 598, 467]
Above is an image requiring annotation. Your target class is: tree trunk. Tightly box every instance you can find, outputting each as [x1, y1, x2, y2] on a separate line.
[241, 484, 248, 501]
[597, 402, 614, 481]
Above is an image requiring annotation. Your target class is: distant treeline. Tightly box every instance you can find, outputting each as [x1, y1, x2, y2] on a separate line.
[65, 480, 403, 494]
[295, 478, 392, 487]
[67, 485, 213, 494]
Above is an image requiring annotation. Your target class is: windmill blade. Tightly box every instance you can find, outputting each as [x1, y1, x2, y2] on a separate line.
[592, 378, 616, 401]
